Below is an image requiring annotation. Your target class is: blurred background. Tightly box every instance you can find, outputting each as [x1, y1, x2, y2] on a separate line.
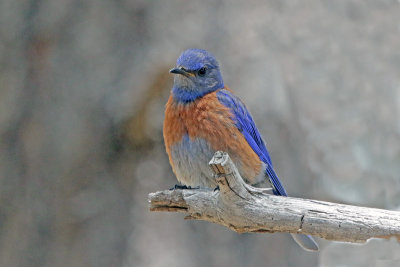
[1, 0, 400, 266]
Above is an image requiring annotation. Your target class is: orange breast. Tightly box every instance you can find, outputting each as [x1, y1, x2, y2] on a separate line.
[163, 89, 263, 183]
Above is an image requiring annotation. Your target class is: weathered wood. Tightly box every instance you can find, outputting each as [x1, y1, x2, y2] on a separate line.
[149, 151, 400, 243]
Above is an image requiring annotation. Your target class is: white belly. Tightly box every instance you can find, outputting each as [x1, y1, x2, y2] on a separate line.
[170, 135, 217, 187]
[170, 134, 269, 188]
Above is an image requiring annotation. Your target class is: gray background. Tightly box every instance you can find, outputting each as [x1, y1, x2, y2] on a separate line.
[1, 0, 400, 266]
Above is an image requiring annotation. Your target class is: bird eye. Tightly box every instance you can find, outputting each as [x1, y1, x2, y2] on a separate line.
[197, 67, 207, 76]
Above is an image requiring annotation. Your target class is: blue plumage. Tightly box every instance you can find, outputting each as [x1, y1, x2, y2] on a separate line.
[167, 48, 319, 251]
[171, 86, 213, 103]
[177, 48, 219, 71]
[217, 89, 288, 196]
[171, 49, 224, 103]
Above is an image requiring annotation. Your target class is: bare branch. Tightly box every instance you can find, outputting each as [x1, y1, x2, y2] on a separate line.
[149, 151, 400, 243]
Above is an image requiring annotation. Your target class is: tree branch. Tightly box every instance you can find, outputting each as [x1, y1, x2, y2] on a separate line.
[149, 151, 400, 243]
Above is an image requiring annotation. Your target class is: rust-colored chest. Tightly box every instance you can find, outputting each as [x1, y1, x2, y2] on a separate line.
[163, 90, 263, 184]
[163, 91, 236, 152]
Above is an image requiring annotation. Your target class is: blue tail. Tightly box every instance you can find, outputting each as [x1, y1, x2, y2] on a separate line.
[290, 234, 319, 252]
[267, 166, 319, 251]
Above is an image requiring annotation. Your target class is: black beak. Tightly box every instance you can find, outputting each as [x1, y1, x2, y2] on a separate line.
[170, 67, 189, 76]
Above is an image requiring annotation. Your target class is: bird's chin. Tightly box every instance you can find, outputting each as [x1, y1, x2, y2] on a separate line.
[174, 76, 194, 89]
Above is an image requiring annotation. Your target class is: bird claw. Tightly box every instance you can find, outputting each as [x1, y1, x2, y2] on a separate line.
[170, 184, 200, 190]
[170, 184, 188, 190]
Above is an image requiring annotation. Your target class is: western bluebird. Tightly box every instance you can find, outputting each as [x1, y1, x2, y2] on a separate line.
[163, 48, 319, 251]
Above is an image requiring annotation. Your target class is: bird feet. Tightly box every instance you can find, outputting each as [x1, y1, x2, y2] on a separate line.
[170, 184, 200, 190]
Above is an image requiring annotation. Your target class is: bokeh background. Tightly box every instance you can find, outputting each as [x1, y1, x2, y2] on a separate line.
[1, 0, 400, 266]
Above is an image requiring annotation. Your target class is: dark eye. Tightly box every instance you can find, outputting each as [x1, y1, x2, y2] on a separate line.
[197, 67, 207, 76]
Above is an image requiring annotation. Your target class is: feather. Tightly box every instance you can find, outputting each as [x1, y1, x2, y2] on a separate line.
[217, 89, 287, 196]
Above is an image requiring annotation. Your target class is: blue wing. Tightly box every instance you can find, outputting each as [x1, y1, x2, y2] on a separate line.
[217, 89, 288, 196]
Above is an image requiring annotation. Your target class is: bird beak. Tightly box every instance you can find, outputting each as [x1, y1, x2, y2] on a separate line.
[170, 67, 190, 77]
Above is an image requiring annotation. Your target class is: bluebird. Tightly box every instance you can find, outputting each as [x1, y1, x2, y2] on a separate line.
[163, 48, 319, 251]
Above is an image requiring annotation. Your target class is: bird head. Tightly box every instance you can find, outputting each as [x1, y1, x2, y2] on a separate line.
[170, 48, 224, 103]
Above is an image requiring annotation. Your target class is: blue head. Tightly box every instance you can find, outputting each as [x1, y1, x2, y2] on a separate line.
[170, 49, 224, 103]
